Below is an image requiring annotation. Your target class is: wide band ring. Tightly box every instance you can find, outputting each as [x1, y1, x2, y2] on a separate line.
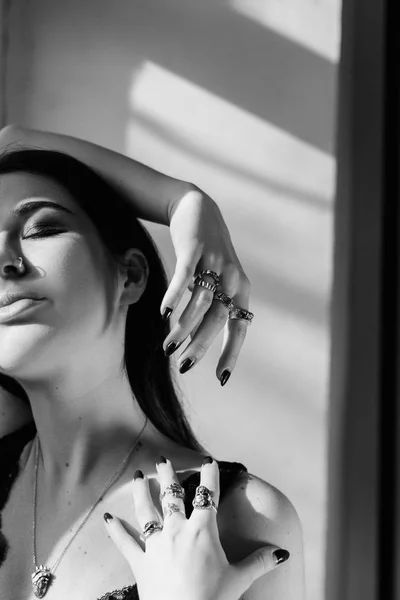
[214, 291, 234, 311]
[194, 275, 217, 293]
[163, 502, 186, 518]
[192, 485, 218, 512]
[139, 520, 163, 542]
[159, 482, 185, 503]
[229, 306, 254, 324]
[198, 270, 220, 286]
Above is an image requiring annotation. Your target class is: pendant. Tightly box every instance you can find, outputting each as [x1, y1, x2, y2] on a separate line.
[31, 564, 52, 598]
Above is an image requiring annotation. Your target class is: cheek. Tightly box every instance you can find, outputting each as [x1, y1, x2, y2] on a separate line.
[46, 241, 109, 322]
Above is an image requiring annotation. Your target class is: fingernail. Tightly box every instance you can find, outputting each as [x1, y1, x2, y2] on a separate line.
[179, 358, 195, 374]
[220, 370, 231, 386]
[104, 512, 113, 523]
[202, 456, 213, 465]
[134, 469, 144, 480]
[162, 307, 173, 320]
[273, 549, 290, 565]
[157, 455, 167, 465]
[165, 341, 177, 357]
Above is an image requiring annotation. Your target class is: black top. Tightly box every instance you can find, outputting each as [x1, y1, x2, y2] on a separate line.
[0, 421, 248, 600]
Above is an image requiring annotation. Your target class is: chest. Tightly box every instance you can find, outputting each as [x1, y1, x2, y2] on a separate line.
[0, 464, 241, 600]
[0, 466, 140, 600]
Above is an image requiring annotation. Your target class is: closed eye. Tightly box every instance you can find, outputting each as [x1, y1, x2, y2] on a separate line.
[23, 226, 64, 239]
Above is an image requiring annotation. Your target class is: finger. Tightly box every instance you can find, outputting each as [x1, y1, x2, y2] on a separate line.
[160, 249, 202, 319]
[216, 280, 251, 382]
[177, 274, 237, 371]
[232, 545, 290, 594]
[189, 456, 220, 533]
[156, 456, 187, 527]
[103, 512, 144, 571]
[162, 284, 215, 359]
[131, 471, 163, 546]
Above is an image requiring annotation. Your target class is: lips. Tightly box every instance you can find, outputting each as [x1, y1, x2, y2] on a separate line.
[0, 291, 46, 308]
[0, 297, 47, 323]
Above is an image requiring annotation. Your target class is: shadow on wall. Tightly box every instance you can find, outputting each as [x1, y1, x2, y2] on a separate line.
[11, 0, 336, 153]
[135, 112, 329, 330]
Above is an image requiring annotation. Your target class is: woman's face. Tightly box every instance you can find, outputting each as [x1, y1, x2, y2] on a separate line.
[0, 171, 126, 381]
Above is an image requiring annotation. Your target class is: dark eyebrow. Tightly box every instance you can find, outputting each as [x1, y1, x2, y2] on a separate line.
[12, 200, 75, 218]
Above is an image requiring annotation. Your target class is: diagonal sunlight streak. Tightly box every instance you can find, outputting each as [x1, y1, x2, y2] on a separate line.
[126, 59, 332, 420]
[125, 59, 333, 600]
[127, 61, 334, 298]
[230, 0, 342, 63]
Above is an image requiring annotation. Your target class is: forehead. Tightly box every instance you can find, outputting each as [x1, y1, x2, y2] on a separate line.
[0, 172, 79, 221]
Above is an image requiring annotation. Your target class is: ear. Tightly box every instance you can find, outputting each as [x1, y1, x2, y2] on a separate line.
[118, 248, 149, 307]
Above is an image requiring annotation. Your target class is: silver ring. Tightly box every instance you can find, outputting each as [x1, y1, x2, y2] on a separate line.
[198, 270, 220, 286]
[159, 482, 185, 503]
[16, 256, 25, 273]
[163, 502, 186, 518]
[192, 485, 218, 512]
[213, 292, 234, 310]
[194, 275, 217, 293]
[228, 306, 254, 324]
[139, 520, 163, 542]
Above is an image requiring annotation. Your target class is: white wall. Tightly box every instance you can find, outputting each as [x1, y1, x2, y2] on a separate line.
[4, 1, 341, 598]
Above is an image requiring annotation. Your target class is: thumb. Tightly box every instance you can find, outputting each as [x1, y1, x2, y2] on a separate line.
[232, 544, 290, 593]
[103, 512, 144, 573]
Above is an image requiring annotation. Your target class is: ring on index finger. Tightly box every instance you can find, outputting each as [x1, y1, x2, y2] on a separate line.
[139, 520, 163, 543]
[196, 269, 220, 286]
[194, 275, 218, 293]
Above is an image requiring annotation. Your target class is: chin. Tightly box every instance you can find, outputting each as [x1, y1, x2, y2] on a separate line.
[0, 325, 54, 372]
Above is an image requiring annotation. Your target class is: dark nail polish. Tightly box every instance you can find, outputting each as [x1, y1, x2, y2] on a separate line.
[157, 455, 167, 464]
[103, 512, 113, 522]
[162, 307, 173, 320]
[165, 341, 177, 357]
[202, 456, 213, 465]
[179, 358, 195, 374]
[220, 370, 231, 386]
[134, 469, 144, 480]
[273, 549, 290, 565]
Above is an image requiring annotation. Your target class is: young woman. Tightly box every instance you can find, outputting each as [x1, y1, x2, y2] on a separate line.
[0, 126, 305, 600]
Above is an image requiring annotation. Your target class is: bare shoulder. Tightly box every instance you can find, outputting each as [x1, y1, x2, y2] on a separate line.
[217, 470, 306, 600]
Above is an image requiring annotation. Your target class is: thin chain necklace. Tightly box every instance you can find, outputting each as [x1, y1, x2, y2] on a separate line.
[31, 416, 148, 598]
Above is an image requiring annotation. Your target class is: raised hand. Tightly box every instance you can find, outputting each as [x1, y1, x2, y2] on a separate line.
[104, 456, 289, 600]
[162, 192, 252, 386]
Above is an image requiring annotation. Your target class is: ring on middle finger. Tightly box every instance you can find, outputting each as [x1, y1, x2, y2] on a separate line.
[159, 482, 186, 503]
[213, 291, 234, 311]
[163, 501, 186, 518]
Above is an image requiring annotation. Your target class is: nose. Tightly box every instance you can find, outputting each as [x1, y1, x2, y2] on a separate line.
[0, 256, 24, 277]
[0, 232, 25, 277]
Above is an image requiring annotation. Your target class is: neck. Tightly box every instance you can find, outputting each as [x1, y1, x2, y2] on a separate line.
[20, 358, 169, 494]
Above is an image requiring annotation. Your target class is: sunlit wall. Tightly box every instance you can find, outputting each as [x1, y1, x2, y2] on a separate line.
[5, 1, 341, 598]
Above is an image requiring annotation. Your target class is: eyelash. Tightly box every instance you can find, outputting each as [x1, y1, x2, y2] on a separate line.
[24, 226, 63, 239]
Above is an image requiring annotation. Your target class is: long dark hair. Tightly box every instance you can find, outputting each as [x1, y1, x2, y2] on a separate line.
[0, 145, 206, 453]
